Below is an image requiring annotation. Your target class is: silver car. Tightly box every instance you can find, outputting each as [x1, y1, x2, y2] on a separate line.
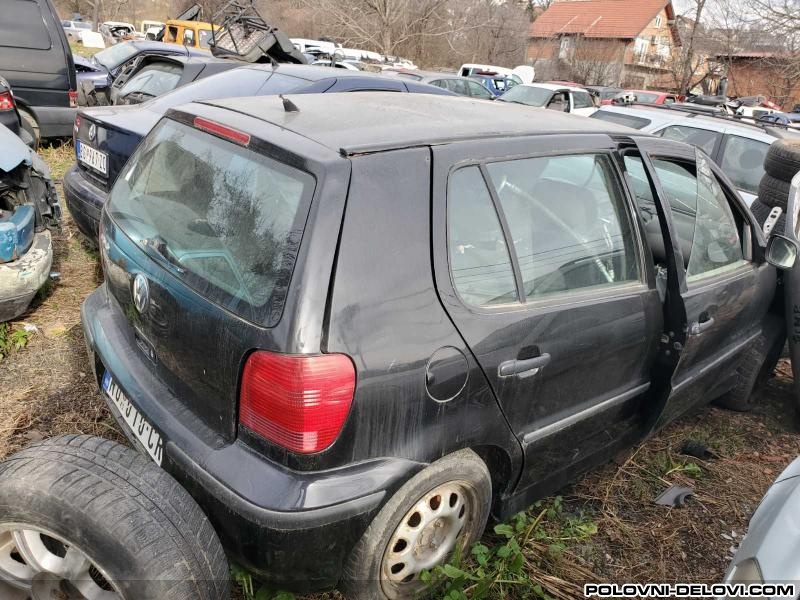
[723, 456, 800, 597]
[591, 104, 800, 206]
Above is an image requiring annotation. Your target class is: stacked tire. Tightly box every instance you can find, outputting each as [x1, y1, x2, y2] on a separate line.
[751, 139, 800, 234]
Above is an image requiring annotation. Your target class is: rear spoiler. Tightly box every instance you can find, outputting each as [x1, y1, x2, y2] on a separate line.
[209, 0, 306, 64]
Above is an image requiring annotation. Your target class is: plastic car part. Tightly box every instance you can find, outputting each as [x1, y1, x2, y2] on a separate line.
[680, 440, 717, 460]
[208, 0, 306, 64]
[654, 485, 694, 507]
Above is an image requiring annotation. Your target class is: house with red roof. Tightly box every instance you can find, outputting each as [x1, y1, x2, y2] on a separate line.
[528, 0, 682, 89]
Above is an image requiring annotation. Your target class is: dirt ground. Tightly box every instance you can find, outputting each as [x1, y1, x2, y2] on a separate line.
[2, 141, 799, 599]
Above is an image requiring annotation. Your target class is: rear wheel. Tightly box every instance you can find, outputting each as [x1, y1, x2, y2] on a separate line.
[341, 449, 491, 600]
[18, 109, 39, 150]
[0, 435, 230, 600]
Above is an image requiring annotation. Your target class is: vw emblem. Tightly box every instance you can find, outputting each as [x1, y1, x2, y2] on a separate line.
[132, 274, 150, 314]
[88, 123, 96, 141]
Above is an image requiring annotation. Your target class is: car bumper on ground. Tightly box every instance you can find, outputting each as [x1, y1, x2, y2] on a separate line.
[722, 457, 800, 598]
[80, 284, 423, 590]
[0, 230, 52, 322]
[63, 164, 105, 244]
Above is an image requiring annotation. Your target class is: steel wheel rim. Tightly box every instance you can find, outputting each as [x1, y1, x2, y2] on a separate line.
[0, 525, 123, 600]
[381, 480, 480, 598]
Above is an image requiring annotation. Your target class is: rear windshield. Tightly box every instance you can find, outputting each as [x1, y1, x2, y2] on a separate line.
[94, 42, 138, 70]
[107, 119, 315, 325]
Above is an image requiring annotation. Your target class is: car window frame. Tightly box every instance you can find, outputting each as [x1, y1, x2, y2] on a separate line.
[443, 148, 649, 314]
[644, 151, 756, 288]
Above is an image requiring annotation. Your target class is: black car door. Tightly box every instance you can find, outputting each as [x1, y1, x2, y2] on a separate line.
[432, 135, 664, 495]
[625, 137, 775, 426]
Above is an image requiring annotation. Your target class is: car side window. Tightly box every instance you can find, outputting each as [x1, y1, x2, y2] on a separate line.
[448, 167, 519, 307]
[547, 92, 569, 112]
[486, 154, 640, 300]
[573, 91, 593, 109]
[467, 80, 493, 99]
[719, 135, 769, 195]
[447, 79, 468, 96]
[649, 155, 745, 281]
[183, 29, 195, 45]
[658, 125, 721, 156]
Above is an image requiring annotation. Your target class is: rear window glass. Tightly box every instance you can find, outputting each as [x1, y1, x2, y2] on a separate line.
[590, 110, 651, 130]
[1, 0, 52, 49]
[107, 120, 315, 325]
[146, 67, 270, 112]
[719, 135, 769, 195]
[94, 42, 139, 70]
[118, 62, 182, 101]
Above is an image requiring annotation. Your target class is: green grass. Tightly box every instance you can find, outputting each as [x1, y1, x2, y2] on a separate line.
[69, 41, 101, 58]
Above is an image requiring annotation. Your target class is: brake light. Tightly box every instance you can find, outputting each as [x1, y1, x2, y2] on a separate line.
[0, 91, 14, 111]
[239, 351, 356, 454]
[193, 116, 250, 146]
[68, 90, 78, 108]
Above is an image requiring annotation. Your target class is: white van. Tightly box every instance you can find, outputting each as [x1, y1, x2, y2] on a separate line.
[458, 63, 535, 84]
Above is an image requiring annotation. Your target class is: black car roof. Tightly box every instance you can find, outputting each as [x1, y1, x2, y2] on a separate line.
[195, 91, 634, 155]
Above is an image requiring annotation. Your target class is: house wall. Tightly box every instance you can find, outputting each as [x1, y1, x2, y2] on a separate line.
[725, 58, 800, 110]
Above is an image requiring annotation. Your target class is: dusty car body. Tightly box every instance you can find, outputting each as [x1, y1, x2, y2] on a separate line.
[0, 125, 60, 322]
[723, 456, 800, 595]
[75, 93, 790, 597]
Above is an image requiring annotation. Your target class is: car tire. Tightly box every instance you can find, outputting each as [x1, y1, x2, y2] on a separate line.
[18, 109, 40, 150]
[758, 173, 792, 210]
[0, 435, 230, 600]
[340, 449, 492, 600]
[764, 139, 800, 182]
[749, 198, 786, 235]
[715, 336, 773, 412]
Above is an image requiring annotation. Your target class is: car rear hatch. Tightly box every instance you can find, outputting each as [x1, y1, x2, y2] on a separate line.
[75, 105, 158, 191]
[98, 109, 331, 442]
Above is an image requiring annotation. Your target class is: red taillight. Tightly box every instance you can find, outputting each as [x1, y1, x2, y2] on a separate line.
[239, 351, 356, 454]
[68, 90, 78, 108]
[0, 91, 14, 111]
[193, 116, 250, 146]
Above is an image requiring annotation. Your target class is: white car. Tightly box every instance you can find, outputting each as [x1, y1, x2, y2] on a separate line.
[458, 63, 535, 84]
[496, 83, 596, 117]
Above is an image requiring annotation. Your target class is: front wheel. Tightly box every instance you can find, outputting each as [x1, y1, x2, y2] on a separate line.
[0, 435, 230, 600]
[340, 449, 492, 600]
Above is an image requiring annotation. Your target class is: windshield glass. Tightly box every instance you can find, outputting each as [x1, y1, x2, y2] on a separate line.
[94, 42, 138, 70]
[108, 120, 315, 325]
[497, 85, 552, 106]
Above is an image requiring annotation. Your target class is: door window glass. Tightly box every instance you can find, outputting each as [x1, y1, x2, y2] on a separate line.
[448, 167, 518, 307]
[486, 154, 640, 300]
[573, 91, 593, 109]
[446, 79, 468, 96]
[467, 80, 493, 99]
[1, 0, 51, 49]
[658, 125, 721, 156]
[720, 135, 769, 195]
[182, 29, 195, 45]
[547, 92, 569, 112]
[650, 155, 744, 280]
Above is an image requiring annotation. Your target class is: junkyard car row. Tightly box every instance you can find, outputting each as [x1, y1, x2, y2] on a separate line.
[5, 2, 800, 600]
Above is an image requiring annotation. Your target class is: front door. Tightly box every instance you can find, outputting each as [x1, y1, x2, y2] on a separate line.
[432, 136, 664, 494]
[626, 138, 775, 425]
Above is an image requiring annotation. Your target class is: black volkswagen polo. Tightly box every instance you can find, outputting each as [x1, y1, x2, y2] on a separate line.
[0, 93, 793, 600]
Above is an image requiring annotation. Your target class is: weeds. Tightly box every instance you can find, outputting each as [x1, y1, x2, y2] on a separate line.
[426, 497, 597, 599]
[0, 323, 31, 360]
[231, 564, 295, 600]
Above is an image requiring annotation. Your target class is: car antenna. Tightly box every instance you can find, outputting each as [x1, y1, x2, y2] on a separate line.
[280, 94, 299, 113]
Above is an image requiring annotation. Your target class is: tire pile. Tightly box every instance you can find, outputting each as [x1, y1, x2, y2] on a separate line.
[751, 140, 800, 234]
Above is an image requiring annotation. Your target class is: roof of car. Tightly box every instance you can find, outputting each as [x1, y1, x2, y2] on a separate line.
[193, 92, 634, 155]
[595, 104, 800, 140]
[519, 82, 587, 93]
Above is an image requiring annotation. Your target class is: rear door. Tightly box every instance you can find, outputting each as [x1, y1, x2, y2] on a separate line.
[627, 137, 775, 425]
[432, 135, 664, 493]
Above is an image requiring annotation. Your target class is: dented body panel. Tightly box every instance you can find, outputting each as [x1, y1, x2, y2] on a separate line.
[0, 230, 52, 322]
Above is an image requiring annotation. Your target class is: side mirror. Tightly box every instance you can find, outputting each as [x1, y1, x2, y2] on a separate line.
[766, 234, 799, 270]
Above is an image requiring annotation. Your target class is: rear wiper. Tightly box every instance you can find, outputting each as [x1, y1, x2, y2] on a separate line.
[142, 235, 186, 274]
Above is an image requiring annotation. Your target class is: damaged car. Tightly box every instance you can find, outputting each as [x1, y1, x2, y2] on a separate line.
[0, 92, 794, 600]
[0, 125, 60, 322]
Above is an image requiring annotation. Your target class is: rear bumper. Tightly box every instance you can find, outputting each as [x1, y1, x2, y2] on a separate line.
[0, 230, 52, 321]
[80, 285, 422, 590]
[63, 164, 104, 244]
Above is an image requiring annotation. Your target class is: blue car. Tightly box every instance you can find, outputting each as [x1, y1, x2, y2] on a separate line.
[64, 64, 455, 244]
[469, 72, 519, 97]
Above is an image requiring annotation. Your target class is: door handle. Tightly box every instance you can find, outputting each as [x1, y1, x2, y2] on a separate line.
[690, 316, 715, 335]
[498, 353, 551, 378]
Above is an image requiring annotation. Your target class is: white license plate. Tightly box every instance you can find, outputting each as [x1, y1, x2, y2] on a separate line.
[76, 139, 108, 175]
[102, 371, 163, 465]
